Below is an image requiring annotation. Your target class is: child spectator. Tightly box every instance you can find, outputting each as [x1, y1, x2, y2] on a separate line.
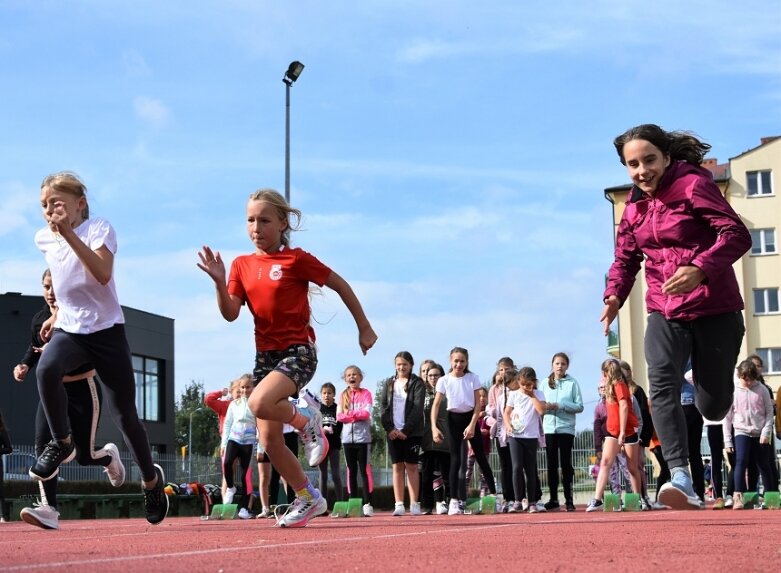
[464, 387, 491, 497]
[621, 360, 654, 510]
[319, 382, 344, 503]
[594, 379, 632, 498]
[723, 359, 776, 509]
[486, 357, 517, 512]
[204, 379, 242, 501]
[221, 374, 257, 519]
[337, 365, 375, 516]
[587, 359, 644, 512]
[503, 367, 546, 513]
[421, 363, 450, 515]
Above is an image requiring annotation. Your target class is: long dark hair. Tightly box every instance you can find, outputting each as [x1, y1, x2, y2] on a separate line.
[614, 124, 711, 166]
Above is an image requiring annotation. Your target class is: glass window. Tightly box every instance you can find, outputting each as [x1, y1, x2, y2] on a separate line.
[755, 348, 781, 374]
[747, 170, 773, 196]
[754, 288, 780, 315]
[750, 228, 776, 255]
[132, 355, 163, 422]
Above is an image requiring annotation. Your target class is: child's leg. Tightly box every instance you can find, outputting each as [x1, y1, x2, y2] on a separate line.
[545, 435, 560, 501]
[257, 458, 271, 509]
[343, 445, 358, 498]
[594, 438, 620, 500]
[496, 442, 515, 502]
[34, 402, 58, 508]
[521, 439, 538, 503]
[405, 461, 420, 504]
[508, 438, 526, 502]
[318, 458, 329, 494]
[35, 332, 85, 442]
[447, 412, 470, 501]
[733, 435, 751, 493]
[235, 444, 253, 510]
[465, 453, 476, 485]
[467, 434, 496, 494]
[66, 378, 111, 467]
[616, 451, 631, 492]
[223, 442, 240, 489]
[358, 443, 374, 504]
[623, 443, 644, 494]
[329, 448, 343, 501]
[608, 451, 622, 494]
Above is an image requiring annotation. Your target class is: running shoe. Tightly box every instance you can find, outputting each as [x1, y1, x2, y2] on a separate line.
[535, 501, 547, 513]
[712, 498, 725, 510]
[447, 499, 463, 515]
[521, 498, 529, 512]
[544, 499, 560, 511]
[20, 502, 59, 530]
[508, 501, 523, 513]
[29, 439, 75, 481]
[435, 501, 448, 515]
[392, 503, 405, 516]
[652, 500, 668, 510]
[565, 501, 576, 512]
[142, 464, 169, 525]
[238, 508, 253, 519]
[362, 503, 374, 517]
[223, 487, 237, 505]
[102, 443, 126, 487]
[296, 406, 329, 467]
[410, 501, 422, 516]
[732, 492, 744, 510]
[724, 495, 733, 508]
[256, 506, 273, 518]
[277, 493, 327, 528]
[528, 503, 539, 514]
[658, 471, 703, 510]
[586, 499, 604, 512]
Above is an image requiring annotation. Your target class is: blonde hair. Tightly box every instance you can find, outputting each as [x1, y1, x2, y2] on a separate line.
[340, 365, 364, 411]
[248, 188, 301, 247]
[41, 171, 90, 219]
[601, 359, 625, 403]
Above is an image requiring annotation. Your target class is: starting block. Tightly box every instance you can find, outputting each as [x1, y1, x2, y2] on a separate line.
[330, 501, 349, 518]
[742, 492, 759, 509]
[346, 498, 363, 517]
[603, 493, 620, 512]
[464, 497, 481, 514]
[208, 503, 238, 520]
[480, 495, 497, 514]
[623, 493, 641, 512]
[763, 491, 780, 510]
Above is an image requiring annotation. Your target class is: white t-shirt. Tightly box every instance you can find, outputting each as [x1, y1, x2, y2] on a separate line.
[435, 372, 481, 413]
[392, 380, 408, 430]
[35, 217, 125, 334]
[505, 389, 545, 439]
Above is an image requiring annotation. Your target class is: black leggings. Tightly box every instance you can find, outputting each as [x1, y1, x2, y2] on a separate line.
[223, 440, 254, 509]
[319, 447, 344, 501]
[421, 450, 450, 509]
[545, 433, 575, 503]
[683, 404, 705, 500]
[35, 376, 111, 509]
[495, 441, 515, 502]
[651, 445, 671, 501]
[36, 325, 156, 481]
[448, 411, 496, 501]
[508, 437, 539, 503]
[343, 443, 373, 505]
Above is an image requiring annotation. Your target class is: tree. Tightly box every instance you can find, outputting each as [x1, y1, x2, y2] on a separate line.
[175, 380, 220, 457]
[370, 379, 388, 469]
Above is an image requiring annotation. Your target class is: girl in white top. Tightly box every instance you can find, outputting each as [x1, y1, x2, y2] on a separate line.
[503, 367, 547, 513]
[431, 347, 496, 515]
[32, 171, 166, 525]
[221, 374, 257, 518]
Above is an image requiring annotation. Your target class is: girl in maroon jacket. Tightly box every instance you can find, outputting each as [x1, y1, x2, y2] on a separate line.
[601, 124, 750, 510]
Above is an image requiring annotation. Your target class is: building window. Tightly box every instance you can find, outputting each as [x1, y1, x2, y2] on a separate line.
[133, 355, 162, 422]
[753, 288, 780, 315]
[750, 228, 776, 255]
[755, 348, 781, 375]
[747, 170, 773, 196]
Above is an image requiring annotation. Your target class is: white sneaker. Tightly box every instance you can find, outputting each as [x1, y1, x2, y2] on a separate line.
[392, 503, 405, 516]
[277, 492, 327, 528]
[521, 498, 529, 512]
[20, 503, 60, 530]
[435, 501, 448, 515]
[652, 500, 668, 510]
[362, 503, 374, 517]
[447, 499, 463, 515]
[238, 507, 252, 519]
[724, 495, 733, 508]
[223, 487, 236, 505]
[102, 443, 126, 487]
[297, 406, 329, 467]
[535, 501, 547, 513]
[410, 501, 422, 516]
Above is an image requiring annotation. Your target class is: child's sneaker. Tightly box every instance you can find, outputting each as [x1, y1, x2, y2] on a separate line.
[238, 507, 253, 519]
[362, 503, 374, 517]
[658, 471, 703, 510]
[20, 502, 60, 530]
[142, 464, 169, 525]
[732, 492, 744, 510]
[277, 492, 327, 528]
[712, 498, 725, 510]
[652, 500, 668, 510]
[535, 501, 547, 513]
[392, 502, 405, 516]
[223, 487, 237, 505]
[640, 497, 651, 511]
[521, 498, 529, 512]
[102, 443, 126, 487]
[586, 499, 604, 512]
[528, 503, 539, 514]
[565, 501, 576, 512]
[544, 499, 560, 511]
[508, 501, 523, 513]
[29, 439, 75, 481]
[296, 407, 329, 467]
[724, 495, 733, 508]
[447, 499, 463, 515]
[256, 506, 273, 518]
[410, 501, 422, 516]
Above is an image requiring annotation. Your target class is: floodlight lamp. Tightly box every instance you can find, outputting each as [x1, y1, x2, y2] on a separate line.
[283, 61, 305, 85]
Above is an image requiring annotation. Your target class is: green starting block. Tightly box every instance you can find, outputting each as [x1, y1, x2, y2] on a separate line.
[603, 493, 620, 512]
[742, 492, 759, 509]
[208, 503, 238, 520]
[623, 493, 641, 512]
[464, 497, 481, 514]
[331, 501, 349, 518]
[346, 498, 363, 517]
[763, 491, 780, 510]
[480, 495, 497, 514]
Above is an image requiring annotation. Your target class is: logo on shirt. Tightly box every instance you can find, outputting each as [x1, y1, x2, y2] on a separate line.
[269, 264, 283, 281]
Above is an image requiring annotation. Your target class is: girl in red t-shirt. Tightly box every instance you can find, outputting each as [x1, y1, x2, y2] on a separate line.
[586, 359, 644, 512]
[198, 189, 377, 527]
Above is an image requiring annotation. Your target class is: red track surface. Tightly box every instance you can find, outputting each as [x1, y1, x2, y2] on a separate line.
[0, 509, 778, 572]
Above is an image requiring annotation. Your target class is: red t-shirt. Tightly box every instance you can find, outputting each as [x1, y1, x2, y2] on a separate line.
[606, 381, 638, 438]
[227, 247, 332, 351]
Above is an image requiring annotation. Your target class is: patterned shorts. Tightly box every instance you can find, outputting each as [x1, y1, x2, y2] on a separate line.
[253, 343, 318, 393]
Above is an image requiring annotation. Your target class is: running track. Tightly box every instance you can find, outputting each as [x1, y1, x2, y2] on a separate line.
[0, 509, 778, 572]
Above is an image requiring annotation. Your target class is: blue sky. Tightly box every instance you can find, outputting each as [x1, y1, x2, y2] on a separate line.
[2, 1, 780, 430]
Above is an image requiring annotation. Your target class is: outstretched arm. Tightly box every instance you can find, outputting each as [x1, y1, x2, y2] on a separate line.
[197, 246, 243, 321]
[325, 271, 378, 355]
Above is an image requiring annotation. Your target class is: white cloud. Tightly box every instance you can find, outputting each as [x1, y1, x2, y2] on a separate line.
[133, 96, 171, 128]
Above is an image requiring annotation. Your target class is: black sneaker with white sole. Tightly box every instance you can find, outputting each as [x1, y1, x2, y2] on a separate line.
[142, 464, 169, 525]
[29, 439, 75, 481]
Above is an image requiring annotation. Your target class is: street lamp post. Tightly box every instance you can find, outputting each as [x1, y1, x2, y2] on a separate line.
[283, 60, 305, 204]
[188, 407, 202, 481]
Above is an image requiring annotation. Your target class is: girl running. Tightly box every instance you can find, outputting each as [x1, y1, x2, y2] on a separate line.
[198, 189, 377, 527]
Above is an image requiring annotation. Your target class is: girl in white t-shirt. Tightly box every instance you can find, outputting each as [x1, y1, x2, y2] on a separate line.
[32, 172, 168, 526]
[503, 367, 547, 513]
[431, 347, 496, 515]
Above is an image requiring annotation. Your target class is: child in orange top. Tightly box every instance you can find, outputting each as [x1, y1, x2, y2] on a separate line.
[586, 359, 644, 511]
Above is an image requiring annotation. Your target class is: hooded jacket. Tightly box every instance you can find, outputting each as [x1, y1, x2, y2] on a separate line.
[379, 374, 426, 439]
[604, 161, 751, 321]
[337, 387, 373, 445]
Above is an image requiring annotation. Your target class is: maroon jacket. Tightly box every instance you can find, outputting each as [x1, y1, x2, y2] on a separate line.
[604, 161, 750, 321]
